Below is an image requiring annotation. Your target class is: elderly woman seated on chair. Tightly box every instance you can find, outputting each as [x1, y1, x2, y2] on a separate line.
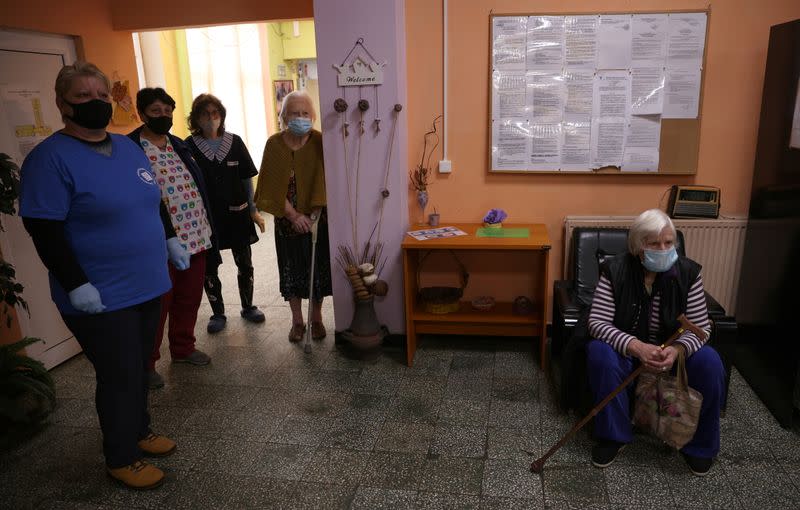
[585, 208, 725, 476]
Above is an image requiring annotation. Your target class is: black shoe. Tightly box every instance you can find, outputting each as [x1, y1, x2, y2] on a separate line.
[147, 370, 164, 389]
[240, 306, 265, 323]
[681, 452, 713, 476]
[591, 439, 625, 468]
[207, 314, 227, 333]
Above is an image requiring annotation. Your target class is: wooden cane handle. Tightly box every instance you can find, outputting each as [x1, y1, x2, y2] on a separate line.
[678, 313, 707, 342]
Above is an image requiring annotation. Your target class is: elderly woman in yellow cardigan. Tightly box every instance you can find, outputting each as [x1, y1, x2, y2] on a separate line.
[255, 90, 331, 342]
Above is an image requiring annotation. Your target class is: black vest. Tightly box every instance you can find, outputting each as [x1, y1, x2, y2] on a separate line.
[601, 253, 701, 344]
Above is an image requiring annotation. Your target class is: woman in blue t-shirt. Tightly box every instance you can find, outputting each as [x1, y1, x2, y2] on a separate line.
[19, 62, 186, 490]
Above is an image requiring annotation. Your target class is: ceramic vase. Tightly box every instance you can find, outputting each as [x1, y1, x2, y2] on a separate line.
[417, 190, 428, 217]
[342, 296, 384, 361]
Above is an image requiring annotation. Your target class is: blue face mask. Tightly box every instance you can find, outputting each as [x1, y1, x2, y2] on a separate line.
[642, 246, 678, 273]
[287, 118, 312, 136]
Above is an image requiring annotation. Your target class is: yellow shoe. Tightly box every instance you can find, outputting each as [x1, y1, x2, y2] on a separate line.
[138, 432, 177, 457]
[107, 460, 164, 490]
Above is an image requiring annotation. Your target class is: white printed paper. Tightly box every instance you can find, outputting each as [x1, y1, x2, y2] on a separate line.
[529, 123, 562, 170]
[622, 148, 659, 172]
[593, 70, 631, 118]
[630, 68, 664, 115]
[564, 70, 594, 118]
[493, 16, 527, 70]
[663, 68, 702, 118]
[492, 120, 530, 170]
[492, 71, 529, 118]
[667, 13, 707, 69]
[631, 14, 668, 67]
[591, 119, 625, 168]
[565, 15, 598, 68]
[407, 226, 468, 241]
[561, 120, 592, 171]
[597, 15, 632, 69]
[529, 72, 565, 122]
[527, 16, 565, 69]
[626, 115, 661, 148]
[1, 85, 56, 158]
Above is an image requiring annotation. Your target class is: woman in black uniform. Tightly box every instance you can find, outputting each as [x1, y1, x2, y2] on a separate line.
[186, 94, 266, 333]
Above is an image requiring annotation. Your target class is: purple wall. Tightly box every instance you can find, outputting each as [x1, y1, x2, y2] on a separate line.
[313, 0, 409, 333]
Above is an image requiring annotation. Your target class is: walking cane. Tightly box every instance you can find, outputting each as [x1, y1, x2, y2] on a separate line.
[304, 211, 321, 354]
[530, 313, 707, 474]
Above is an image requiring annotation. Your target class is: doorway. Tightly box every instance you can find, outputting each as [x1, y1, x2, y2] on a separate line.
[132, 21, 321, 155]
[131, 20, 333, 338]
[0, 28, 80, 368]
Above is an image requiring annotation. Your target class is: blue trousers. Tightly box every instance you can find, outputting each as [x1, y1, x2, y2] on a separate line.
[586, 340, 725, 458]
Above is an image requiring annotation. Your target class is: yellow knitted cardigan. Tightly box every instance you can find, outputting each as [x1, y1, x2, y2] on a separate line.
[254, 130, 327, 217]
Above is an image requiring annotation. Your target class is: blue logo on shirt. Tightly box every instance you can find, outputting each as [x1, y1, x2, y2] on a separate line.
[137, 168, 155, 185]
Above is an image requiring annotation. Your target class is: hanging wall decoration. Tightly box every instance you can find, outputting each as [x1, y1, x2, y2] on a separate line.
[333, 38, 386, 87]
[110, 73, 138, 126]
[331, 38, 398, 360]
[332, 37, 393, 259]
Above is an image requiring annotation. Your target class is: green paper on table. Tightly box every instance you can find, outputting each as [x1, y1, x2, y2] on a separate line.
[476, 227, 530, 238]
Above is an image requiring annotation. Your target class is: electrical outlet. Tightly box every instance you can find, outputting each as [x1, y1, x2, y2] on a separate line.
[438, 160, 452, 173]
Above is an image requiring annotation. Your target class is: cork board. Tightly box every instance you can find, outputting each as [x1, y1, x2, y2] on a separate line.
[488, 10, 709, 175]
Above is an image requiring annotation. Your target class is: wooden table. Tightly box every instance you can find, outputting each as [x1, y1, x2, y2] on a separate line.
[402, 223, 551, 368]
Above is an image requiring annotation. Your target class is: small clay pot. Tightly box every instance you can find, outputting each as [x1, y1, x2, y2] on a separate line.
[428, 213, 440, 227]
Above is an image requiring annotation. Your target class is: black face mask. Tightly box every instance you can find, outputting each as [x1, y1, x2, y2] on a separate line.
[65, 99, 112, 129]
[144, 115, 173, 135]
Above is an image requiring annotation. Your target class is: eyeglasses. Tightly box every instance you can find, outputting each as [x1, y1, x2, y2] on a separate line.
[200, 109, 221, 119]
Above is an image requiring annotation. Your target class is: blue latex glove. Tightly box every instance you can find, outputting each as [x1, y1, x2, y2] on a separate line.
[166, 237, 190, 270]
[68, 282, 106, 314]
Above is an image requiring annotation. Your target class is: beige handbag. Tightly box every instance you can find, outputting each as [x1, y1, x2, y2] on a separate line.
[633, 349, 703, 449]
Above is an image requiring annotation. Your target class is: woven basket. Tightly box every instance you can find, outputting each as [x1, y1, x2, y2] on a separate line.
[417, 250, 469, 314]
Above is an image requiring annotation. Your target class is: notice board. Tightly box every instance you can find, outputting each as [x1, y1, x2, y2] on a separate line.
[489, 11, 709, 175]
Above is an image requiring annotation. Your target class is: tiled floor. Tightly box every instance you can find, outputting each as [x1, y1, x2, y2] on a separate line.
[2, 218, 800, 509]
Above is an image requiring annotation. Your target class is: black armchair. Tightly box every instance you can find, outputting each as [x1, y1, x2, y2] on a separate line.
[550, 227, 736, 413]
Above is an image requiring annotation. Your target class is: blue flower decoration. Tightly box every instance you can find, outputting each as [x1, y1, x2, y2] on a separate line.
[483, 208, 507, 224]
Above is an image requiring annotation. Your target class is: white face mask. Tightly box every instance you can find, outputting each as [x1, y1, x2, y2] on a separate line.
[200, 118, 221, 136]
[642, 246, 678, 272]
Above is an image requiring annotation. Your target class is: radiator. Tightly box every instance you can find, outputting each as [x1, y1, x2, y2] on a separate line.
[563, 216, 748, 313]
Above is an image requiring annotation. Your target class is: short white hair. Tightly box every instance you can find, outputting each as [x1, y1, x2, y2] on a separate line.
[628, 209, 677, 256]
[279, 90, 316, 129]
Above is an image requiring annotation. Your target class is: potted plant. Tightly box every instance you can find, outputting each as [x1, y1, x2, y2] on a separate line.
[0, 153, 55, 449]
[409, 115, 442, 220]
[1, 337, 56, 448]
[0, 153, 26, 325]
[483, 208, 507, 228]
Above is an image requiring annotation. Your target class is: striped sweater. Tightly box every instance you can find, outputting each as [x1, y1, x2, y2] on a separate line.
[588, 272, 711, 357]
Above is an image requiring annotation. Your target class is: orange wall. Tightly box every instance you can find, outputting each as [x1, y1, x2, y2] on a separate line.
[110, 1, 313, 31]
[406, 0, 800, 294]
[0, 0, 140, 136]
